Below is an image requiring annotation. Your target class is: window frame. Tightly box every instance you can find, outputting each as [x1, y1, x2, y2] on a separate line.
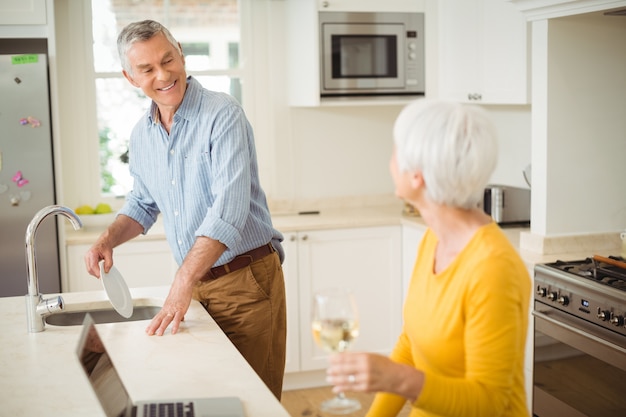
[90, 0, 255, 201]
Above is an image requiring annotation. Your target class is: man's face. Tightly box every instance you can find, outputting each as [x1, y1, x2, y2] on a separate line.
[122, 32, 187, 110]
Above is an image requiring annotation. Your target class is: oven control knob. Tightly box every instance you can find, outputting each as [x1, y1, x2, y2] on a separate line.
[597, 308, 611, 321]
[610, 313, 624, 326]
[547, 291, 558, 301]
[557, 295, 569, 306]
[536, 286, 547, 297]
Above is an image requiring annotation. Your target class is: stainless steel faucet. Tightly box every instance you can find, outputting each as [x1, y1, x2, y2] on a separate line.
[25, 205, 82, 332]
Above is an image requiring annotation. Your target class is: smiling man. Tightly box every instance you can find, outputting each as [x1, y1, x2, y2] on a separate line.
[83, 20, 287, 399]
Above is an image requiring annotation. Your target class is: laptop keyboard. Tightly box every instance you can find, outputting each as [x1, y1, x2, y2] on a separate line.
[141, 402, 195, 417]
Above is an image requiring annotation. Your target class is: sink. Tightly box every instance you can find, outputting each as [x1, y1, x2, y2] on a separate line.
[45, 305, 161, 326]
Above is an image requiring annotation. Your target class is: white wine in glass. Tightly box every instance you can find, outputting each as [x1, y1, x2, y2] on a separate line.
[311, 288, 361, 414]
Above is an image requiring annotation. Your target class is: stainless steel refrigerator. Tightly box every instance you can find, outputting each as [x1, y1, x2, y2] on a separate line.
[0, 39, 60, 297]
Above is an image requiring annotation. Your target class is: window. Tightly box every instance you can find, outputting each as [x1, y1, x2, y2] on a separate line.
[91, 0, 242, 196]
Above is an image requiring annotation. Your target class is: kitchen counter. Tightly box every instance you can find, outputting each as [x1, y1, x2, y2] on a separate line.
[0, 286, 290, 417]
[64, 201, 621, 271]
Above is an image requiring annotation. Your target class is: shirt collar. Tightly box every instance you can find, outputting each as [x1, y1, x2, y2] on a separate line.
[148, 76, 198, 126]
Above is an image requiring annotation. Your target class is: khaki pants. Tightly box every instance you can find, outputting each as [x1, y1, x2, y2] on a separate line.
[192, 251, 286, 400]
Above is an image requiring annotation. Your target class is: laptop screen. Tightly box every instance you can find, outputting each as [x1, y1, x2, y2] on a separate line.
[76, 314, 132, 417]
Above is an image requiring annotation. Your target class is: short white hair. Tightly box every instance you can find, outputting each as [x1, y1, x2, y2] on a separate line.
[393, 99, 498, 209]
[117, 20, 181, 75]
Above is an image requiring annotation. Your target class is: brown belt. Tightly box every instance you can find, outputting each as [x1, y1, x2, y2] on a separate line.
[201, 243, 275, 281]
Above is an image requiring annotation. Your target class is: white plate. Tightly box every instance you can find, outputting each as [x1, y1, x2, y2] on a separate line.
[100, 261, 133, 318]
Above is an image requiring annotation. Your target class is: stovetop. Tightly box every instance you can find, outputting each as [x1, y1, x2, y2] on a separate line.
[543, 256, 626, 292]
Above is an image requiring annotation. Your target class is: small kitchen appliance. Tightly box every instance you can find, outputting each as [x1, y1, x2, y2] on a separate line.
[479, 185, 530, 225]
[319, 11, 425, 97]
[533, 256, 626, 416]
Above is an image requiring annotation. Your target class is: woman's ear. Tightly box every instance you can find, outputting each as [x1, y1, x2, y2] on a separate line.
[410, 170, 425, 191]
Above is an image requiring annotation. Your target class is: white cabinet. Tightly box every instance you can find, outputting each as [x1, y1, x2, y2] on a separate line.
[401, 222, 426, 299]
[65, 239, 177, 292]
[0, 0, 47, 25]
[317, 0, 425, 12]
[282, 232, 301, 373]
[282, 226, 403, 373]
[437, 0, 529, 104]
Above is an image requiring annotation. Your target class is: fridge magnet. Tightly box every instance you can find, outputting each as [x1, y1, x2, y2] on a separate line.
[11, 54, 39, 65]
[9, 194, 20, 206]
[14, 77, 21, 84]
[27, 116, 41, 127]
[20, 116, 41, 128]
[0, 183, 7, 194]
[12, 170, 29, 187]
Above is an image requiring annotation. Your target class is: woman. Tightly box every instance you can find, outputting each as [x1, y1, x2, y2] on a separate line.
[327, 100, 531, 417]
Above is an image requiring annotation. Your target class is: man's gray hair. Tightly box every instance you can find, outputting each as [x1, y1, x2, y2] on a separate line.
[117, 20, 181, 74]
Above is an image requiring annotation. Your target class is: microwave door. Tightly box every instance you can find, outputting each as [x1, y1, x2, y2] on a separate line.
[321, 23, 405, 92]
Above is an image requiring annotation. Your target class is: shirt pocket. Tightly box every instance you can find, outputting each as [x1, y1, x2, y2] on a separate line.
[183, 151, 212, 193]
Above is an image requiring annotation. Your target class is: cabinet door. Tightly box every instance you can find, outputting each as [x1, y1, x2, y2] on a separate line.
[298, 226, 402, 371]
[0, 0, 47, 25]
[65, 240, 177, 292]
[438, 0, 481, 101]
[282, 232, 301, 373]
[438, 0, 529, 104]
[401, 223, 426, 299]
[479, 0, 529, 104]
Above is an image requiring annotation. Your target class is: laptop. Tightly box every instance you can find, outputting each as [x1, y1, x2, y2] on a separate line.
[76, 314, 245, 417]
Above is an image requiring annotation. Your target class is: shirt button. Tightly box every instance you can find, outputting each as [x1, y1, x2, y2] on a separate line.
[170, 150, 174, 155]
[177, 240, 182, 245]
[174, 211, 179, 216]
[171, 179, 176, 185]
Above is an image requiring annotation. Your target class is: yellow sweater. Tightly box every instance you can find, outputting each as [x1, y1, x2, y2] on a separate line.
[367, 222, 531, 417]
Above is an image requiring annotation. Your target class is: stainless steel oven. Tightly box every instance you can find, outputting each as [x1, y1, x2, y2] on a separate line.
[533, 259, 626, 417]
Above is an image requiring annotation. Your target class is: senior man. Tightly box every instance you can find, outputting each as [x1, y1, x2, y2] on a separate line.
[84, 20, 286, 399]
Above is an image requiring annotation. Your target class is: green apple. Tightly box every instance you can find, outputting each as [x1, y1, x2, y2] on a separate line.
[94, 203, 112, 214]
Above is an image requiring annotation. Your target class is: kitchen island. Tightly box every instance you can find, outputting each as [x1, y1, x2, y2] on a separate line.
[0, 286, 290, 417]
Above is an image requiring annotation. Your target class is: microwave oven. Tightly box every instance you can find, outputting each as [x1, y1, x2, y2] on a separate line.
[319, 11, 425, 97]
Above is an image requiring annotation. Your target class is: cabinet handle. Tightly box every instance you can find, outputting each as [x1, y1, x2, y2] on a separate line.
[467, 93, 482, 101]
[301, 235, 308, 241]
[321, 1, 329, 7]
[290, 235, 297, 242]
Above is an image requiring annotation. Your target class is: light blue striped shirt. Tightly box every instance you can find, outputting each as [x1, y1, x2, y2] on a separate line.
[119, 77, 283, 267]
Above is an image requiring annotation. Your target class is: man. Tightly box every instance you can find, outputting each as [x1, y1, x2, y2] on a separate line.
[84, 20, 286, 399]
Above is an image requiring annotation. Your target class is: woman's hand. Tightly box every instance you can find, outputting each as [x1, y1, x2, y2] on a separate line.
[326, 352, 424, 403]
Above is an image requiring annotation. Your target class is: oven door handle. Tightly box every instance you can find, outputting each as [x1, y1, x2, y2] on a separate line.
[532, 310, 626, 355]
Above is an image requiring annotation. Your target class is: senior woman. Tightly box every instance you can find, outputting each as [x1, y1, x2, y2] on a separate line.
[327, 100, 531, 417]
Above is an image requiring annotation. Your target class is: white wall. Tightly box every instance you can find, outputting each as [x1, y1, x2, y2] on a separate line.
[531, 13, 626, 236]
[259, 1, 531, 203]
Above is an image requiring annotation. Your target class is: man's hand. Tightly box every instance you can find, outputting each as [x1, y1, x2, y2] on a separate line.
[146, 236, 226, 336]
[146, 274, 194, 336]
[84, 215, 144, 278]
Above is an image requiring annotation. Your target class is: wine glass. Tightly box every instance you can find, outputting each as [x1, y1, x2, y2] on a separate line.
[311, 287, 361, 414]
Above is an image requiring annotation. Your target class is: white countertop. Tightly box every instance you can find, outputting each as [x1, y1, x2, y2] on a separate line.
[67, 202, 617, 266]
[0, 286, 290, 417]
